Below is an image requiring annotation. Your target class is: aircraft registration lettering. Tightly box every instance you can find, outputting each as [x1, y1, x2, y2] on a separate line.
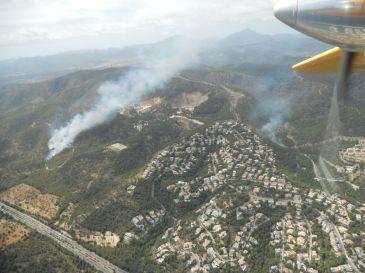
[329, 25, 365, 35]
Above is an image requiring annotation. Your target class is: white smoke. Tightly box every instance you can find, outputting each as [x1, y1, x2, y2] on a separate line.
[250, 76, 290, 147]
[47, 37, 201, 160]
[261, 114, 286, 147]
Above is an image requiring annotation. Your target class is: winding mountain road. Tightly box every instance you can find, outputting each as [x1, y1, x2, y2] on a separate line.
[318, 210, 360, 273]
[0, 202, 127, 273]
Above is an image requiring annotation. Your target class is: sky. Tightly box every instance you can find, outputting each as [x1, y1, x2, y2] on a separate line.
[0, 0, 292, 60]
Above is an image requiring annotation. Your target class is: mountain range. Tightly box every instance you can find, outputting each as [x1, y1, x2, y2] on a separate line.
[0, 29, 329, 87]
[1, 29, 365, 273]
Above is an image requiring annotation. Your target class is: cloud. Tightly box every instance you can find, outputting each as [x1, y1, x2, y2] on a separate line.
[0, 0, 273, 58]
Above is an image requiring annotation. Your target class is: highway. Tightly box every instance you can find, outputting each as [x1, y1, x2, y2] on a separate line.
[0, 202, 127, 273]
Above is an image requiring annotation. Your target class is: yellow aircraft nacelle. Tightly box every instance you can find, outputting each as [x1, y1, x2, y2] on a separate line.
[293, 47, 365, 73]
[274, 0, 365, 74]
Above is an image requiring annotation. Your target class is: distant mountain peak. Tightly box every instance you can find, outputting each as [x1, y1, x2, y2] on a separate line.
[223, 29, 269, 45]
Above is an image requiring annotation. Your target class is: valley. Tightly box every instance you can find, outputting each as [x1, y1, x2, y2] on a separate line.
[1, 30, 365, 273]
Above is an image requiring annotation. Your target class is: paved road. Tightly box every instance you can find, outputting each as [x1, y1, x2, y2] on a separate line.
[279, 219, 286, 273]
[330, 221, 360, 273]
[294, 136, 365, 150]
[0, 202, 127, 273]
[170, 115, 204, 125]
[318, 211, 360, 273]
[304, 154, 330, 194]
[176, 75, 215, 87]
[190, 252, 201, 273]
[304, 215, 313, 262]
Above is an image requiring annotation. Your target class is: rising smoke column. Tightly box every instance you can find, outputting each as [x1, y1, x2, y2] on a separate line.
[261, 113, 286, 147]
[47, 38, 201, 160]
[249, 76, 290, 147]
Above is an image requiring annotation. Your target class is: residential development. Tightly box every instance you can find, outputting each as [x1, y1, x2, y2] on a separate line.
[133, 121, 365, 273]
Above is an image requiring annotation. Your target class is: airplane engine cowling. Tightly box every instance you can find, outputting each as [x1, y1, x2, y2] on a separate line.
[275, 0, 365, 51]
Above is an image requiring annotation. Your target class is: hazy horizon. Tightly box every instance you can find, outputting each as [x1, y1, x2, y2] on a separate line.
[0, 0, 293, 61]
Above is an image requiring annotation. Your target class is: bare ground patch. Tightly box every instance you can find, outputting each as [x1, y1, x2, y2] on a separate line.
[0, 219, 31, 248]
[0, 184, 60, 220]
[170, 92, 209, 111]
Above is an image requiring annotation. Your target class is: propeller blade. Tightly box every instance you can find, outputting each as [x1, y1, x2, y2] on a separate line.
[337, 51, 355, 100]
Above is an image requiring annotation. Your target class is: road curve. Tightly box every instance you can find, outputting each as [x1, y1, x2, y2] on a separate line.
[318, 210, 360, 273]
[330, 221, 360, 273]
[0, 202, 128, 273]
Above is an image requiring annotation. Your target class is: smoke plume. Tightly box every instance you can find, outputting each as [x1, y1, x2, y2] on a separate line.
[249, 75, 290, 146]
[47, 38, 201, 160]
[261, 113, 286, 146]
